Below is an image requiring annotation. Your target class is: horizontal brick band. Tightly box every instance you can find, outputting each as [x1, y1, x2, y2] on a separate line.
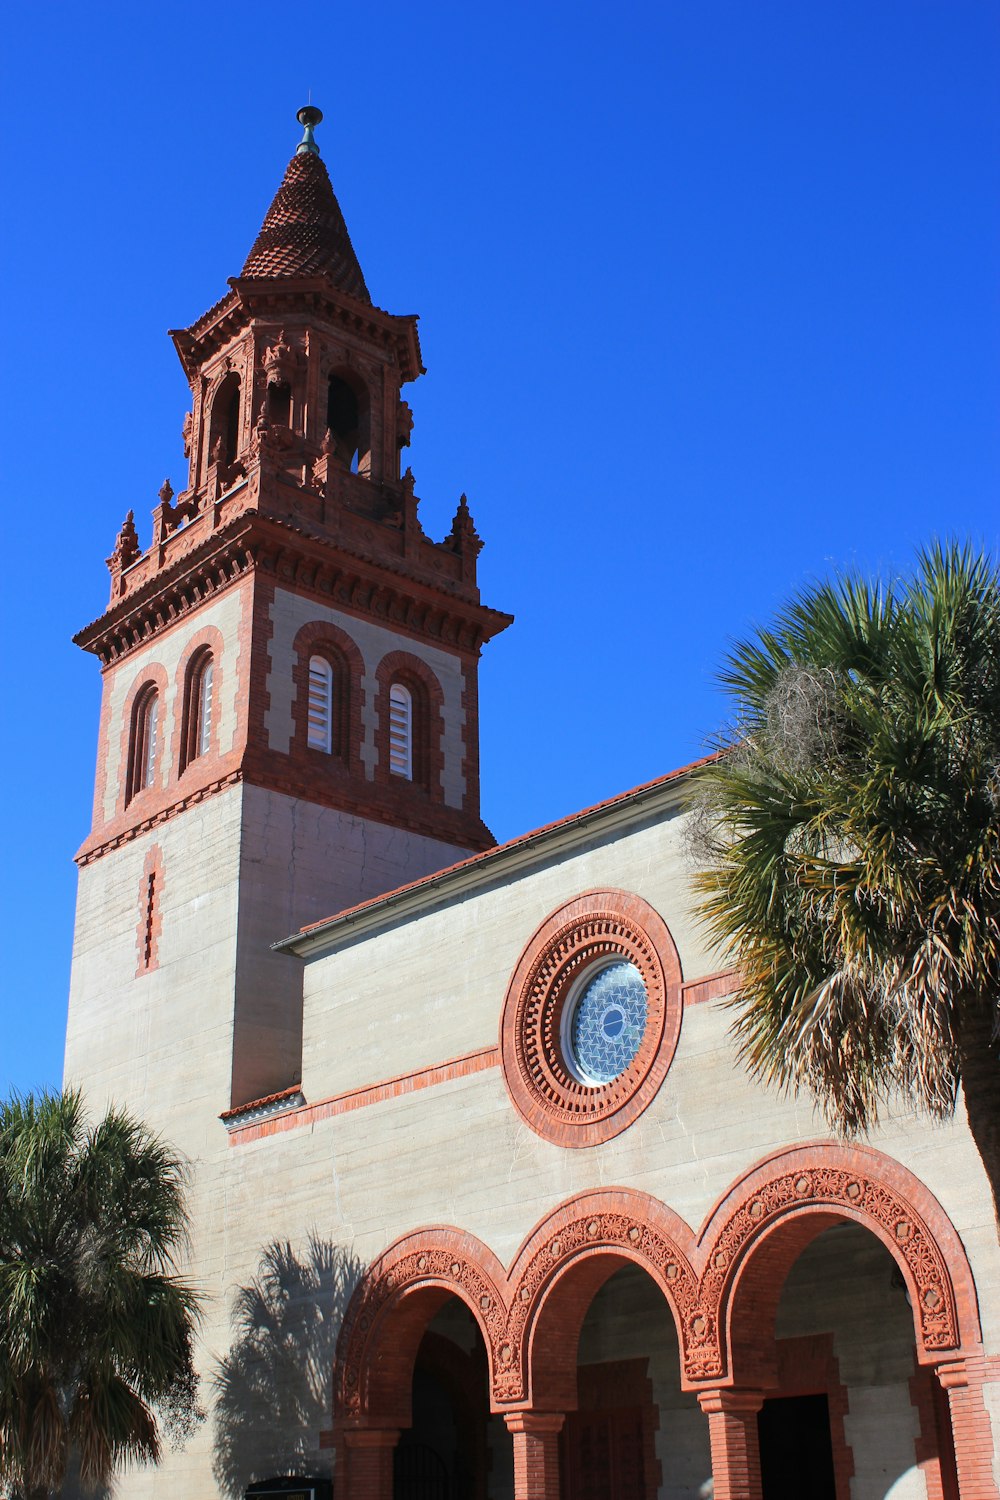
[227, 1045, 500, 1144]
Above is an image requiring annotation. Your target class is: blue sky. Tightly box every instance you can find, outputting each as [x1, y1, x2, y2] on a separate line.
[1, 0, 998, 1096]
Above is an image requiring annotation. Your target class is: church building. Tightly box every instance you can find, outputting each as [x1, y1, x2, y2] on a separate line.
[64, 108, 1000, 1500]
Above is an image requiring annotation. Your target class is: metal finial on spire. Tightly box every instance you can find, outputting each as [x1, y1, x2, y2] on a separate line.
[296, 105, 323, 156]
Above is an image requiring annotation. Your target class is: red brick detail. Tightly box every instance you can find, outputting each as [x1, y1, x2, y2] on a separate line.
[499, 890, 683, 1147]
[697, 1388, 765, 1500]
[697, 1143, 982, 1388]
[135, 844, 164, 977]
[503, 1190, 699, 1409]
[336, 1227, 509, 1428]
[289, 617, 366, 776]
[772, 1334, 853, 1499]
[373, 650, 446, 802]
[335, 1426, 400, 1500]
[170, 623, 226, 780]
[681, 969, 737, 1006]
[226, 1045, 499, 1144]
[334, 1153, 985, 1433]
[77, 771, 243, 865]
[935, 1355, 1000, 1500]
[459, 645, 483, 825]
[219, 1083, 303, 1120]
[911, 1363, 961, 1500]
[504, 1412, 564, 1500]
[116, 662, 170, 818]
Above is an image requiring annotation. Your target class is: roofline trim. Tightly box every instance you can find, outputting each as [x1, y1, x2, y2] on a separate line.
[274, 752, 718, 959]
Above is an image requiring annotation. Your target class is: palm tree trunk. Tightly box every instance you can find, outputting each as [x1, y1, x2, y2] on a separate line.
[959, 1000, 1000, 1242]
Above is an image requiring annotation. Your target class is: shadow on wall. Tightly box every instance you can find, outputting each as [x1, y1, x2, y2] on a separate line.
[212, 1236, 364, 1500]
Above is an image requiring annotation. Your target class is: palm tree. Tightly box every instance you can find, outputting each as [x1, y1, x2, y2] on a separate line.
[0, 1090, 202, 1498]
[692, 542, 1000, 1238]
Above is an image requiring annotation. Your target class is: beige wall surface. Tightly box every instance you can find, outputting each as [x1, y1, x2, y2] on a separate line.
[62, 791, 1000, 1498]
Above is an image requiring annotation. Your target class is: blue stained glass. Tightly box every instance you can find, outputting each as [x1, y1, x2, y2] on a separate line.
[568, 961, 647, 1084]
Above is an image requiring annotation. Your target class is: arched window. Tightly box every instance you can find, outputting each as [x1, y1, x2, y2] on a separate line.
[209, 373, 241, 467]
[127, 686, 159, 804]
[388, 682, 413, 779]
[181, 650, 214, 770]
[327, 370, 371, 475]
[307, 655, 334, 753]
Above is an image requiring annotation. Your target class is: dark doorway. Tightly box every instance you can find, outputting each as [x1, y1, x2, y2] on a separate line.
[394, 1438, 451, 1500]
[757, 1393, 836, 1500]
[561, 1406, 648, 1500]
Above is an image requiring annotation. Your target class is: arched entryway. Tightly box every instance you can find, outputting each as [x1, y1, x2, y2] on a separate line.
[333, 1153, 994, 1500]
[694, 1145, 992, 1500]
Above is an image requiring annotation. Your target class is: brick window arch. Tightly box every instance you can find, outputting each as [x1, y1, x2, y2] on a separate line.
[326, 366, 371, 476]
[208, 371, 241, 467]
[179, 647, 215, 772]
[374, 652, 445, 799]
[125, 682, 160, 805]
[291, 621, 365, 776]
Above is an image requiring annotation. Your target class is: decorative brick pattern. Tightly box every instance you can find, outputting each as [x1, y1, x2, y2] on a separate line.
[499, 890, 683, 1147]
[241, 148, 371, 298]
[134, 844, 164, 977]
[935, 1355, 1000, 1500]
[334, 1147, 985, 1431]
[373, 650, 446, 801]
[697, 1389, 764, 1500]
[170, 623, 226, 779]
[289, 617, 366, 776]
[226, 1045, 499, 1145]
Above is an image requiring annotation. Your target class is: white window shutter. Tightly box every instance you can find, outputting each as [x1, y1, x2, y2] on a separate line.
[307, 656, 333, 752]
[389, 682, 412, 779]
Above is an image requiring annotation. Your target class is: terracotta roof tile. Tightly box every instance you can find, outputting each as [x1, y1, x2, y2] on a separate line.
[241, 150, 370, 300]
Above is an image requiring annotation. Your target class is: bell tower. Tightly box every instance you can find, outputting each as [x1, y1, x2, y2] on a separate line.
[65, 108, 511, 1112]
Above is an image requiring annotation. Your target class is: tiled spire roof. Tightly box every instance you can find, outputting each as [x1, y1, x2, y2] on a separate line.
[241, 147, 371, 302]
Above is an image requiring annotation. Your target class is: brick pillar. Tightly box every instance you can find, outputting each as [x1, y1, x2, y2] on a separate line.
[504, 1411, 565, 1500]
[936, 1357, 1000, 1499]
[697, 1389, 765, 1500]
[338, 1426, 400, 1500]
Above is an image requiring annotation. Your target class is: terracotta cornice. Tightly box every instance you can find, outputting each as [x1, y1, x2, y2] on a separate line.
[170, 277, 422, 382]
[74, 512, 512, 667]
[75, 770, 244, 866]
[73, 523, 257, 665]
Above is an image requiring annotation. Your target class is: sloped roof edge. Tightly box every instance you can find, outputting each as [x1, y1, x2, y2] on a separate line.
[275, 752, 719, 959]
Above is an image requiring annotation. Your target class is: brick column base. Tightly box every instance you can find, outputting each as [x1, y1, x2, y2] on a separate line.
[504, 1411, 565, 1500]
[936, 1356, 1000, 1500]
[338, 1426, 401, 1500]
[697, 1389, 765, 1500]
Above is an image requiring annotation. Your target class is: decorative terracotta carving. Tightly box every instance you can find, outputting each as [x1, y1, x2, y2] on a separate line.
[499, 890, 683, 1147]
[334, 1149, 979, 1426]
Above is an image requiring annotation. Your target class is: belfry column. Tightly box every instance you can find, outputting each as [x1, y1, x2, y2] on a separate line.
[504, 1412, 565, 1500]
[697, 1389, 765, 1500]
[935, 1358, 1000, 1499]
[338, 1427, 400, 1500]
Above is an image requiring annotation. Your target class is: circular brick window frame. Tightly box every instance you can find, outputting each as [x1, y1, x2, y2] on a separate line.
[500, 889, 683, 1147]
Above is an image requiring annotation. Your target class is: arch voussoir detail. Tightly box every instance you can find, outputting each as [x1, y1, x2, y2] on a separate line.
[691, 1144, 974, 1388]
[334, 1151, 980, 1428]
[502, 1191, 700, 1407]
[336, 1229, 507, 1422]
